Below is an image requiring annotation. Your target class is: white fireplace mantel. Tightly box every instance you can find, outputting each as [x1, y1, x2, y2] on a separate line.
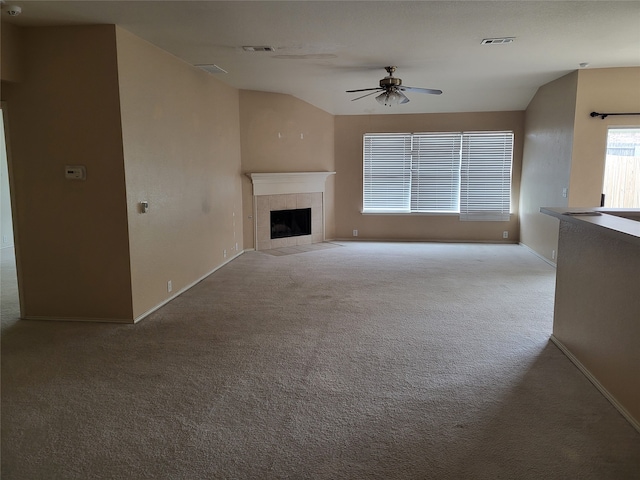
[247, 172, 335, 196]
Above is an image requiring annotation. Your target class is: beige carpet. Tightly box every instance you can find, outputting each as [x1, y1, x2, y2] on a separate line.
[1, 242, 639, 479]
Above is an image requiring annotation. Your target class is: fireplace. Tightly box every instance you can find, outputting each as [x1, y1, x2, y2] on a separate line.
[271, 208, 311, 239]
[247, 172, 335, 251]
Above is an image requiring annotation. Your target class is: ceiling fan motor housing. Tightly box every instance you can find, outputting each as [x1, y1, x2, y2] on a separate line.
[380, 76, 402, 89]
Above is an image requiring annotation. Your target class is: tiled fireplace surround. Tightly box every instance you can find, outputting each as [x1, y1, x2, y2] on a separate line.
[247, 172, 335, 251]
[256, 192, 323, 251]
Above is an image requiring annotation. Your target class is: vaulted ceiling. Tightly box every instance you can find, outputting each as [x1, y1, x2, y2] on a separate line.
[4, 1, 640, 115]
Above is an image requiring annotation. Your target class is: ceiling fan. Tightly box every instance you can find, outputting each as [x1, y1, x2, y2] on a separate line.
[346, 66, 442, 106]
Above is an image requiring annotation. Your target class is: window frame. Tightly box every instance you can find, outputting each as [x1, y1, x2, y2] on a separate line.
[362, 130, 514, 221]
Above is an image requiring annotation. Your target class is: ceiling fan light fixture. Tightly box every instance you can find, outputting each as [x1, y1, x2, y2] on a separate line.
[396, 91, 410, 104]
[376, 88, 409, 106]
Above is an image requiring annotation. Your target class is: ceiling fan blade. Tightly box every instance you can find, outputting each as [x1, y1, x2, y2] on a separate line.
[346, 87, 383, 93]
[351, 90, 383, 101]
[400, 86, 443, 95]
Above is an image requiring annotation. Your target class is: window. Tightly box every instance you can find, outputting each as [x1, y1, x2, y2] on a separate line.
[363, 131, 513, 221]
[363, 134, 412, 212]
[411, 133, 461, 213]
[460, 132, 514, 221]
[602, 128, 640, 208]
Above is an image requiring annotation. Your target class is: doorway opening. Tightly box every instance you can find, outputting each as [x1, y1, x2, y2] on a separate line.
[1, 105, 21, 324]
[602, 128, 640, 208]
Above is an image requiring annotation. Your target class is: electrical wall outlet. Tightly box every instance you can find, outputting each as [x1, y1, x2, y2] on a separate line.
[167, 280, 172, 293]
[503, 231, 509, 239]
[64, 165, 86, 180]
[552, 250, 556, 260]
[353, 229, 358, 237]
[223, 249, 227, 258]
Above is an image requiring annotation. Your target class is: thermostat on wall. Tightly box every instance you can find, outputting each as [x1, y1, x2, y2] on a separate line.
[65, 165, 86, 180]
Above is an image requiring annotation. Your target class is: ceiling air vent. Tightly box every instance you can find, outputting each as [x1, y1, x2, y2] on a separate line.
[481, 37, 515, 45]
[242, 46, 275, 52]
[195, 64, 228, 74]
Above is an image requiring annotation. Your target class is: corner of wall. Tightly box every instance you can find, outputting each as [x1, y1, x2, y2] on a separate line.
[519, 71, 578, 262]
[239, 90, 336, 249]
[116, 27, 243, 318]
[4, 24, 134, 321]
[569, 67, 640, 207]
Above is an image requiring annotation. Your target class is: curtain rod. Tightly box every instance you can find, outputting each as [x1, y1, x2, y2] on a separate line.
[590, 111, 640, 120]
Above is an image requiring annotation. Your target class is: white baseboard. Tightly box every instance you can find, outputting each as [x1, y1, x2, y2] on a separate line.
[550, 335, 640, 434]
[22, 315, 133, 324]
[133, 250, 246, 323]
[333, 237, 518, 244]
[519, 242, 557, 268]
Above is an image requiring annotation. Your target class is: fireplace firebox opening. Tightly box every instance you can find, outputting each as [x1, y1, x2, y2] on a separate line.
[271, 208, 311, 239]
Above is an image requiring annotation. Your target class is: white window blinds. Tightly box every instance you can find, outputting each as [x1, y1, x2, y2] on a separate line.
[411, 134, 461, 213]
[363, 134, 412, 212]
[362, 131, 513, 220]
[460, 132, 513, 221]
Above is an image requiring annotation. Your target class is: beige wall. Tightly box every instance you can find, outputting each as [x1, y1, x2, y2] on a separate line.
[570, 67, 640, 207]
[519, 72, 577, 262]
[334, 111, 524, 242]
[116, 28, 243, 319]
[553, 219, 640, 426]
[1, 21, 24, 83]
[239, 90, 335, 249]
[2, 25, 133, 321]
[2, 24, 244, 322]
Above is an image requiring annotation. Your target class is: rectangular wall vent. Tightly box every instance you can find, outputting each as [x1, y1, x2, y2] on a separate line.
[195, 64, 228, 74]
[481, 37, 515, 45]
[242, 46, 275, 52]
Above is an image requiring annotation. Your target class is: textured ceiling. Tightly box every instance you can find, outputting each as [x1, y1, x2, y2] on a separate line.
[4, 1, 640, 115]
